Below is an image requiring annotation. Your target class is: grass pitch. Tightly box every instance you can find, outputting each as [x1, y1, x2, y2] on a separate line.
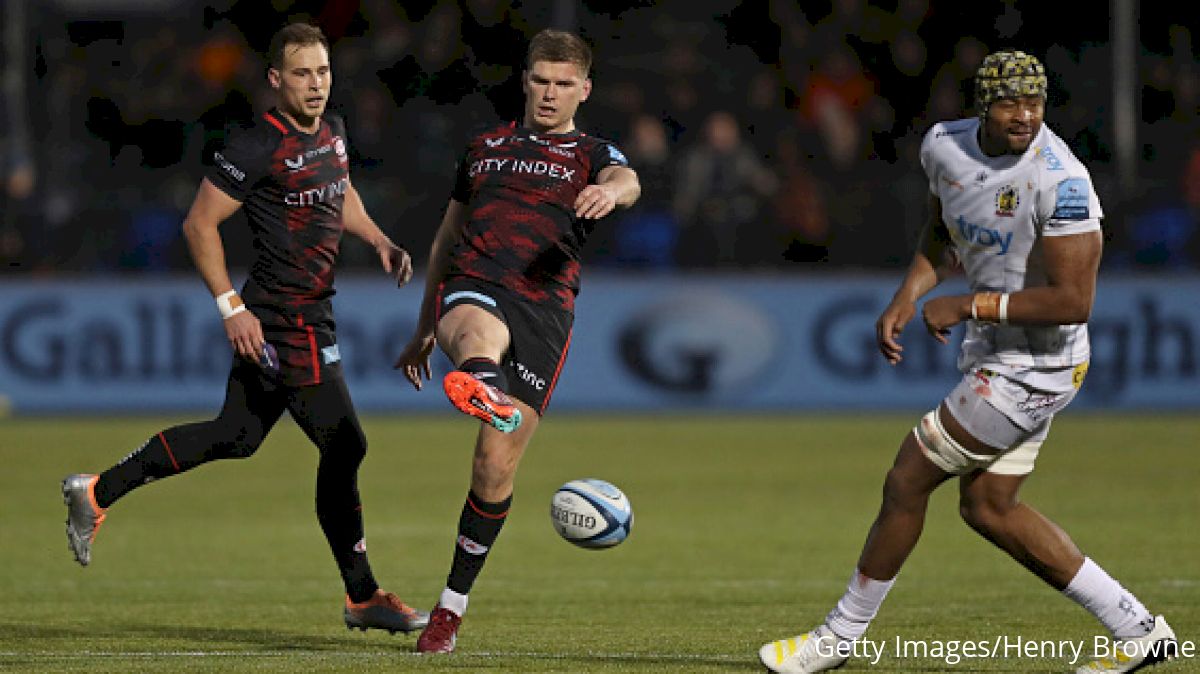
[1, 413, 1196, 673]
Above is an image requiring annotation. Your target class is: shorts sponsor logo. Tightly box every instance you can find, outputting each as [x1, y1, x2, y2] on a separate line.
[1017, 392, 1062, 422]
[322, 344, 340, 364]
[353, 537, 366, 553]
[514, 361, 547, 391]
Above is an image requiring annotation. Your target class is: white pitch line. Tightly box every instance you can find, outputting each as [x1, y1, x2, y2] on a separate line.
[0, 650, 747, 662]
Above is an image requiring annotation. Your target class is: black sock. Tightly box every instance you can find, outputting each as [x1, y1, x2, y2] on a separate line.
[318, 499, 379, 604]
[458, 357, 509, 392]
[446, 490, 511, 595]
[94, 431, 185, 508]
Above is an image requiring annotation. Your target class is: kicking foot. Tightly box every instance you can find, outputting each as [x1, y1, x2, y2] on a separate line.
[443, 371, 522, 433]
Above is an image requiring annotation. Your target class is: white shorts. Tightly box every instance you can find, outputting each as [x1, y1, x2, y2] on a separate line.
[939, 365, 1083, 475]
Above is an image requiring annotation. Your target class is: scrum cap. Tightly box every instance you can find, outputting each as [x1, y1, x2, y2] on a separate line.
[974, 50, 1047, 118]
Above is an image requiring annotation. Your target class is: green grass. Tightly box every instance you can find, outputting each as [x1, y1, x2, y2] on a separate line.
[1, 414, 1197, 673]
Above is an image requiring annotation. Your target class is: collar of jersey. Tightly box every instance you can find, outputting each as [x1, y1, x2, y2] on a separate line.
[515, 124, 582, 140]
[267, 108, 323, 137]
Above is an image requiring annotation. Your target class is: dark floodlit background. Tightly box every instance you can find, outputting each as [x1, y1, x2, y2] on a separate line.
[2, 0, 1197, 274]
[0, 0, 1198, 416]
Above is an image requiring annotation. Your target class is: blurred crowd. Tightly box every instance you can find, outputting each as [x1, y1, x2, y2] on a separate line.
[2, 0, 1200, 274]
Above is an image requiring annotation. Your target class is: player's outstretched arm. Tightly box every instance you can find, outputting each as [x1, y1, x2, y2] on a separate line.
[877, 195, 955, 363]
[343, 180, 413, 287]
[394, 198, 467, 389]
[920, 224, 1101, 339]
[574, 166, 640, 219]
[182, 178, 263, 362]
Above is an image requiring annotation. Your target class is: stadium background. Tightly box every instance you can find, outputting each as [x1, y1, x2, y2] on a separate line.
[1, 3, 1198, 673]
[0, 0, 1197, 413]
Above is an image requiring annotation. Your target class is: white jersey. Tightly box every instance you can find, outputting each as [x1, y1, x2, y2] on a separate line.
[920, 118, 1101, 385]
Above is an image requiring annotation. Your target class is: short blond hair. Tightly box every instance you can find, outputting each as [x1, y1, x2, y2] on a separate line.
[526, 29, 592, 75]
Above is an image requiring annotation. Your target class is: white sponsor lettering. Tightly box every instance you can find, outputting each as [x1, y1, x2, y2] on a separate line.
[285, 176, 350, 207]
[514, 361, 547, 391]
[468, 157, 576, 182]
[213, 152, 246, 182]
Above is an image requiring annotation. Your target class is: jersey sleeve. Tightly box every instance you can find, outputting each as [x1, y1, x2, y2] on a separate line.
[205, 124, 272, 202]
[587, 140, 630, 183]
[919, 126, 939, 195]
[450, 144, 473, 203]
[1036, 172, 1103, 237]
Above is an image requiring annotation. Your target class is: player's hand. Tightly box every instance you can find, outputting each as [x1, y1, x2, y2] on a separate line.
[574, 183, 618, 219]
[376, 241, 414, 287]
[394, 334, 435, 390]
[224, 310, 265, 363]
[921, 295, 969, 345]
[876, 298, 916, 365]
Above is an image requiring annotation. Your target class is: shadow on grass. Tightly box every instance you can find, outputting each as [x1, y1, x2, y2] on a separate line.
[0, 620, 417, 652]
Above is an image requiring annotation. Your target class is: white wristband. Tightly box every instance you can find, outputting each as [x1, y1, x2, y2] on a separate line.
[216, 289, 246, 320]
[998, 293, 1010, 324]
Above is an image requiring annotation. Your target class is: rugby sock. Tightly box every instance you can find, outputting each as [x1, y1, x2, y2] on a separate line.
[458, 357, 510, 392]
[438, 588, 469, 617]
[445, 491, 511, 598]
[94, 428, 192, 508]
[317, 497, 378, 603]
[825, 569, 896, 641]
[1063, 557, 1155, 638]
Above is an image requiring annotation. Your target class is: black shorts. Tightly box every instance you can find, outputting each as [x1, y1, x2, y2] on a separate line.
[437, 276, 573, 415]
[259, 317, 343, 387]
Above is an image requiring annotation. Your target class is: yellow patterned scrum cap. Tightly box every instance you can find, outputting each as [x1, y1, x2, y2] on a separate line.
[974, 50, 1047, 118]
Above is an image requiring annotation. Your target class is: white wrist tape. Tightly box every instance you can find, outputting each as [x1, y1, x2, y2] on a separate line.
[998, 293, 1010, 324]
[216, 289, 247, 320]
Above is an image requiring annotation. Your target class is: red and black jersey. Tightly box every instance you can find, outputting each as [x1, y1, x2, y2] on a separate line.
[447, 122, 630, 312]
[206, 108, 351, 330]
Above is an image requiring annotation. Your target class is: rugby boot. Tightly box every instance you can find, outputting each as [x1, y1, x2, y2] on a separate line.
[344, 589, 429, 634]
[1076, 615, 1178, 673]
[62, 473, 106, 567]
[416, 606, 462, 654]
[443, 371, 522, 433]
[759, 624, 849, 673]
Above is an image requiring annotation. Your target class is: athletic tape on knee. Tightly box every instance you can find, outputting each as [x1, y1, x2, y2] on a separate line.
[914, 408, 990, 475]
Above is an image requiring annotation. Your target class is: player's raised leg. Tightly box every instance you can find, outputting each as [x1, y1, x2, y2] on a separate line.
[418, 400, 539, 653]
[436, 304, 522, 433]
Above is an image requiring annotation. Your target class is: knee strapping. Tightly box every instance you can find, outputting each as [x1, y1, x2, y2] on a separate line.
[913, 408, 991, 475]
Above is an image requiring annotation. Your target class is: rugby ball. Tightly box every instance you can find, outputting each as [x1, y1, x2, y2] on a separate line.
[550, 478, 633, 549]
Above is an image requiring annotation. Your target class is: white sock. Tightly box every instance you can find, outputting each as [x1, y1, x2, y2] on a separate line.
[824, 569, 895, 641]
[1063, 557, 1155, 638]
[439, 587, 468, 617]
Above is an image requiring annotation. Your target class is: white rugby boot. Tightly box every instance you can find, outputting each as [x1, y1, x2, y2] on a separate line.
[759, 624, 849, 673]
[1076, 615, 1178, 673]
